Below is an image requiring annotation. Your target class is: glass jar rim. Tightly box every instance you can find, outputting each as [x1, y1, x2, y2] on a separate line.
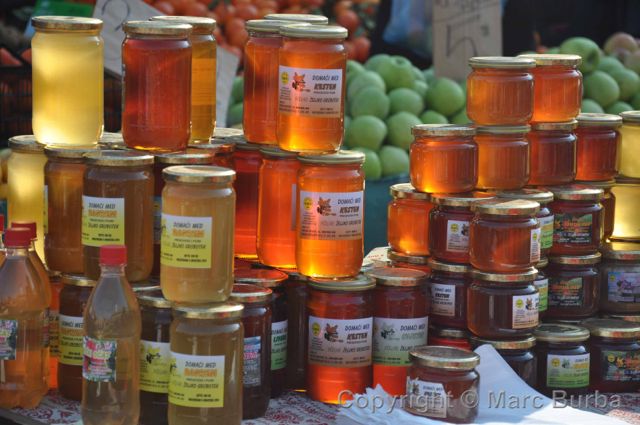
[476, 125, 531, 135]
[234, 269, 288, 288]
[576, 113, 623, 128]
[61, 273, 96, 287]
[581, 318, 640, 339]
[534, 323, 590, 342]
[470, 335, 536, 350]
[469, 56, 535, 69]
[427, 258, 471, 273]
[411, 124, 476, 137]
[580, 180, 616, 189]
[549, 253, 602, 265]
[32, 16, 103, 31]
[473, 199, 540, 216]
[280, 23, 347, 39]
[124, 20, 192, 37]
[531, 120, 578, 131]
[265, 13, 329, 25]
[409, 345, 480, 371]
[388, 250, 430, 266]
[163, 165, 235, 184]
[173, 302, 244, 319]
[234, 140, 261, 151]
[366, 266, 427, 287]
[85, 150, 154, 166]
[229, 283, 272, 303]
[150, 16, 216, 33]
[496, 189, 554, 204]
[44, 145, 98, 159]
[8, 135, 44, 153]
[154, 150, 215, 165]
[389, 183, 430, 200]
[298, 150, 365, 165]
[600, 242, 640, 260]
[308, 274, 375, 291]
[430, 192, 495, 207]
[472, 267, 538, 283]
[517, 53, 582, 66]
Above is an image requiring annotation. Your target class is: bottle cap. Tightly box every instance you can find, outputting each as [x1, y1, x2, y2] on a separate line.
[11, 221, 36, 240]
[100, 245, 127, 266]
[4, 228, 33, 248]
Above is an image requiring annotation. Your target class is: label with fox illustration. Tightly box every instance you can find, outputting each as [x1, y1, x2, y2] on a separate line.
[299, 191, 363, 240]
[373, 317, 428, 366]
[169, 352, 225, 408]
[278, 66, 342, 118]
[308, 316, 372, 367]
[600, 350, 640, 382]
[445, 220, 469, 253]
[512, 294, 539, 329]
[140, 340, 171, 393]
[546, 353, 590, 388]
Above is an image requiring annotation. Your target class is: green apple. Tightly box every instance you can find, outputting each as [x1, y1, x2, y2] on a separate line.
[560, 37, 601, 74]
[604, 32, 638, 55]
[364, 53, 391, 73]
[347, 71, 386, 100]
[420, 110, 448, 124]
[379, 145, 410, 177]
[413, 80, 428, 100]
[605, 101, 633, 115]
[624, 50, 640, 74]
[581, 99, 604, 113]
[450, 108, 471, 124]
[584, 70, 620, 108]
[598, 56, 625, 74]
[352, 147, 382, 180]
[227, 102, 243, 127]
[388, 88, 424, 116]
[346, 59, 365, 85]
[345, 115, 387, 151]
[377, 55, 416, 90]
[231, 76, 244, 104]
[425, 77, 466, 117]
[350, 87, 390, 119]
[609, 68, 640, 101]
[386, 112, 422, 151]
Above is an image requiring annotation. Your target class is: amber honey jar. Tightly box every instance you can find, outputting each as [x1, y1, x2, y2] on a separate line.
[367, 267, 429, 396]
[536, 258, 550, 319]
[547, 253, 601, 320]
[234, 140, 261, 259]
[281, 269, 308, 391]
[296, 151, 365, 278]
[575, 113, 622, 182]
[528, 121, 577, 186]
[475, 125, 530, 190]
[582, 180, 615, 241]
[277, 24, 348, 153]
[600, 242, 640, 314]
[466, 56, 535, 126]
[469, 199, 541, 273]
[428, 259, 471, 329]
[470, 335, 537, 387]
[44, 145, 98, 274]
[307, 275, 374, 403]
[387, 183, 432, 256]
[548, 185, 603, 256]
[405, 346, 480, 423]
[387, 251, 431, 274]
[619, 110, 640, 178]
[428, 326, 471, 350]
[611, 177, 640, 241]
[409, 124, 477, 194]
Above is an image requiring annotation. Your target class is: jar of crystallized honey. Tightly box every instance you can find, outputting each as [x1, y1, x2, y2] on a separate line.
[467, 268, 539, 339]
[474, 125, 531, 190]
[611, 178, 640, 241]
[619, 110, 640, 178]
[469, 199, 541, 273]
[470, 335, 537, 388]
[546, 253, 601, 320]
[428, 259, 472, 329]
[536, 258, 550, 319]
[599, 242, 640, 314]
[466, 56, 535, 125]
[575, 113, 622, 182]
[387, 183, 432, 256]
[528, 121, 577, 186]
[428, 326, 471, 350]
[409, 124, 477, 194]
[581, 180, 615, 241]
[387, 250, 431, 274]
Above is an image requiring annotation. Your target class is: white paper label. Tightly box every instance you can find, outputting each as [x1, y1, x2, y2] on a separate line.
[278, 66, 342, 118]
[446, 220, 469, 253]
[299, 191, 363, 240]
[512, 293, 539, 329]
[530, 228, 541, 262]
[431, 284, 455, 317]
[406, 378, 448, 418]
[308, 316, 372, 367]
[373, 317, 428, 366]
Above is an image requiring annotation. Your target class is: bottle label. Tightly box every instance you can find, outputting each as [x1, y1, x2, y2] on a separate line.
[600, 350, 640, 382]
[373, 317, 428, 366]
[299, 191, 364, 240]
[530, 228, 541, 262]
[535, 278, 549, 312]
[271, 320, 288, 371]
[191, 58, 216, 106]
[82, 336, 117, 382]
[607, 271, 640, 303]
[0, 319, 18, 360]
[243, 336, 262, 387]
[308, 316, 373, 367]
[445, 220, 470, 253]
[549, 277, 584, 308]
[59, 315, 84, 366]
[43, 184, 48, 234]
[546, 353, 590, 388]
[49, 309, 59, 358]
[538, 214, 554, 250]
[160, 214, 212, 269]
[431, 283, 455, 317]
[81, 196, 125, 246]
[140, 340, 171, 394]
[553, 213, 593, 245]
[169, 352, 225, 408]
[406, 378, 448, 418]
[153, 196, 162, 245]
[512, 294, 539, 329]
[278, 66, 343, 118]
[42, 308, 50, 348]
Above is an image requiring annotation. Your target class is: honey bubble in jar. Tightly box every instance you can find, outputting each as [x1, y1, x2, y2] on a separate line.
[296, 151, 365, 278]
[387, 184, 432, 256]
[619, 111, 640, 178]
[169, 303, 244, 425]
[234, 140, 261, 259]
[575, 113, 622, 182]
[599, 242, 640, 315]
[409, 124, 477, 193]
[264, 13, 329, 25]
[469, 199, 541, 273]
[122, 21, 192, 152]
[151, 16, 217, 144]
[428, 259, 472, 330]
[517, 54, 582, 123]
[466, 56, 535, 126]
[307, 275, 374, 403]
[276, 24, 348, 153]
[474, 125, 530, 190]
[546, 253, 601, 321]
[527, 121, 577, 186]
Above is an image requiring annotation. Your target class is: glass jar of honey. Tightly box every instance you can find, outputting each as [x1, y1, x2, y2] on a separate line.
[257, 146, 299, 268]
[528, 121, 577, 186]
[388, 184, 432, 256]
[234, 141, 261, 259]
[409, 124, 477, 193]
[264, 13, 329, 24]
[518, 54, 582, 123]
[83, 151, 154, 282]
[611, 178, 640, 241]
[277, 24, 348, 153]
[469, 199, 541, 273]
[600, 242, 640, 314]
[580, 180, 615, 241]
[428, 259, 471, 329]
[546, 253, 601, 320]
[388, 251, 431, 274]
[307, 275, 375, 404]
[429, 192, 495, 264]
[368, 267, 429, 396]
[619, 110, 640, 178]
[405, 346, 480, 423]
[31, 16, 104, 146]
[122, 21, 192, 152]
[470, 335, 537, 387]
[467, 56, 535, 125]
[281, 269, 308, 391]
[169, 303, 244, 425]
[44, 145, 98, 274]
[297, 151, 365, 278]
[58, 274, 96, 401]
[474, 125, 530, 190]
[575, 113, 622, 182]
[536, 258, 550, 319]
[467, 268, 539, 339]
[548, 185, 604, 256]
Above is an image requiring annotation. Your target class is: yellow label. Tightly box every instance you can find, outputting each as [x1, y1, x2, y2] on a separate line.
[169, 352, 225, 408]
[59, 314, 84, 366]
[192, 58, 216, 106]
[81, 196, 125, 247]
[140, 340, 170, 394]
[160, 214, 212, 269]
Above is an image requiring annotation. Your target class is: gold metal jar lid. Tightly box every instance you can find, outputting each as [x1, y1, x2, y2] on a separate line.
[155, 150, 214, 165]
[534, 323, 590, 343]
[163, 165, 235, 184]
[98, 132, 126, 149]
[280, 23, 348, 40]
[470, 335, 536, 350]
[581, 318, 640, 339]
[234, 139, 261, 151]
[213, 127, 243, 140]
[537, 257, 549, 269]
[265, 13, 329, 25]
[61, 274, 96, 287]
[44, 145, 98, 159]
[549, 253, 602, 265]
[32, 16, 103, 31]
[389, 183, 430, 201]
[620, 110, 640, 124]
[531, 120, 578, 131]
[246, 19, 304, 33]
[581, 179, 616, 189]
[517, 53, 582, 66]
[473, 268, 538, 283]
[476, 125, 531, 135]
[308, 274, 375, 292]
[427, 258, 471, 274]
[473, 199, 540, 216]
[601, 242, 640, 261]
[298, 150, 365, 165]
[429, 325, 469, 339]
[430, 192, 495, 208]
[576, 113, 623, 128]
[388, 250, 430, 266]
[84, 150, 154, 166]
[123, 20, 192, 37]
[230, 283, 273, 303]
[277, 268, 308, 281]
[150, 16, 216, 33]
[260, 146, 298, 158]
[411, 124, 476, 137]
[191, 143, 229, 155]
[366, 267, 427, 287]
[547, 184, 603, 201]
[8, 135, 43, 152]
[173, 302, 244, 319]
[496, 188, 554, 204]
[409, 345, 480, 371]
[605, 314, 640, 323]
[137, 290, 172, 309]
[469, 56, 536, 69]
[235, 268, 288, 288]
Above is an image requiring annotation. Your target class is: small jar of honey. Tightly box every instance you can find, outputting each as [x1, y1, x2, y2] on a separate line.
[428, 259, 472, 329]
[575, 113, 622, 182]
[546, 253, 601, 320]
[474, 125, 530, 190]
[387, 183, 432, 256]
[619, 110, 640, 178]
[612, 178, 640, 241]
[599, 242, 640, 314]
[581, 180, 615, 241]
[469, 335, 537, 388]
[528, 121, 577, 186]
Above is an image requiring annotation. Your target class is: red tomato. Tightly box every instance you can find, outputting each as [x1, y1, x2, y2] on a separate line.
[183, 2, 209, 16]
[336, 9, 359, 34]
[153, 0, 176, 14]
